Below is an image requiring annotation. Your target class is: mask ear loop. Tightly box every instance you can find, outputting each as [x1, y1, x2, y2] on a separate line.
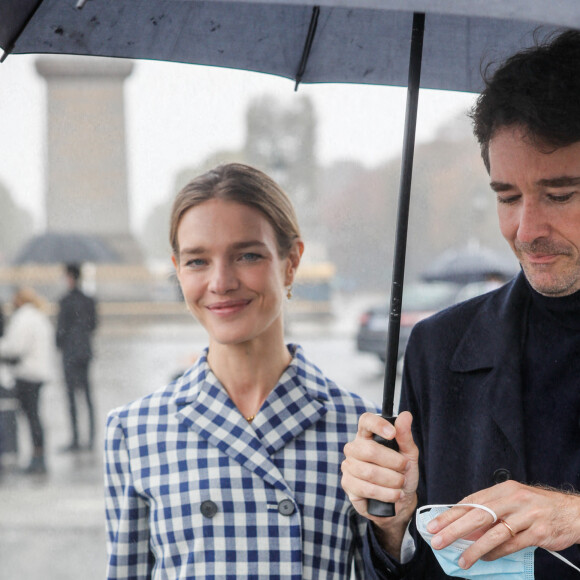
[417, 503, 498, 524]
[546, 550, 580, 573]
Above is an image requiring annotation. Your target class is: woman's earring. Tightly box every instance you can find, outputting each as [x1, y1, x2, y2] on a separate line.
[286, 286, 293, 300]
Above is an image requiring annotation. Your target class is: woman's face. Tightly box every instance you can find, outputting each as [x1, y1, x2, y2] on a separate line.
[172, 198, 301, 347]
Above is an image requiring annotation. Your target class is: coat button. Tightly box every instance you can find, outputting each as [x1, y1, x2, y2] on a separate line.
[200, 500, 218, 518]
[493, 468, 512, 484]
[278, 499, 295, 516]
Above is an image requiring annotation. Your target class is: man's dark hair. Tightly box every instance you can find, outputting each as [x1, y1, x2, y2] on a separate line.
[66, 263, 81, 281]
[471, 29, 580, 172]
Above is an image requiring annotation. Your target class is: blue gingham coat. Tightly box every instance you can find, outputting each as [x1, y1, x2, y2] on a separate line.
[105, 344, 379, 579]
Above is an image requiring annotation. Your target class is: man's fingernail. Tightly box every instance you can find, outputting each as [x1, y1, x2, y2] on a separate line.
[383, 425, 395, 438]
[458, 557, 467, 569]
[426, 521, 438, 533]
[431, 535, 442, 549]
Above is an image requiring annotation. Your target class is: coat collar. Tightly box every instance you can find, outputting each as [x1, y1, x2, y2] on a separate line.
[450, 272, 530, 373]
[171, 344, 328, 494]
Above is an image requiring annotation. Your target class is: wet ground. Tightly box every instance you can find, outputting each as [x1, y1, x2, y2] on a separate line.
[0, 296, 390, 579]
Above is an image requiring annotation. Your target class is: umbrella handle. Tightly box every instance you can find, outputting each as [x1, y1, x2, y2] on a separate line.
[367, 416, 399, 517]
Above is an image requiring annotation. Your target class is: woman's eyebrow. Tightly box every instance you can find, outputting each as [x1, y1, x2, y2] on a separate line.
[231, 240, 268, 250]
[180, 245, 205, 256]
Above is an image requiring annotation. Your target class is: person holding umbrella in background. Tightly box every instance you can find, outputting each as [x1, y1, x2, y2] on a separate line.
[341, 30, 580, 578]
[104, 163, 379, 579]
[56, 263, 98, 452]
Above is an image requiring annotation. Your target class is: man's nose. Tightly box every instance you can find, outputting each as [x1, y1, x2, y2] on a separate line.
[516, 198, 550, 244]
[208, 262, 238, 294]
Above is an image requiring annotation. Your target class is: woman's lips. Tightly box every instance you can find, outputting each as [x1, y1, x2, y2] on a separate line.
[206, 299, 251, 315]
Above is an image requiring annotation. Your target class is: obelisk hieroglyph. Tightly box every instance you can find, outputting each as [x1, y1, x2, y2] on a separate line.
[35, 56, 142, 263]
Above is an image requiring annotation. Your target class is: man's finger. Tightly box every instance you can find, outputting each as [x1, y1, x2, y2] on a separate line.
[357, 412, 396, 440]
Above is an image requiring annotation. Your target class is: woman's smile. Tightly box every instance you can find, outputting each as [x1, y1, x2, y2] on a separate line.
[205, 298, 252, 316]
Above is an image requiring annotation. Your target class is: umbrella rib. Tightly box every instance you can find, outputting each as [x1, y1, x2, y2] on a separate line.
[294, 5, 321, 91]
[1, 0, 45, 63]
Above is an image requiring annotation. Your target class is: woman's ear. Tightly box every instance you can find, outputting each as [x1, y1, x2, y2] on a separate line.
[285, 239, 304, 286]
[171, 254, 181, 282]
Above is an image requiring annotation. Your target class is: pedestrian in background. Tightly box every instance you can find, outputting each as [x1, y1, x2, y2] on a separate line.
[0, 287, 55, 474]
[104, 163, 379, 579]
[56, 263, 98, 452]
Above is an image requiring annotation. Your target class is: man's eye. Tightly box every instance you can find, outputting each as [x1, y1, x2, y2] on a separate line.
[547, 192, 575, 203]
[496, 195, 520, 205]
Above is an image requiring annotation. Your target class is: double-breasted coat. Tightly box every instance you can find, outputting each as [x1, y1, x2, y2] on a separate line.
[365, 272, 580, 578]
[105, 344, 379, 579]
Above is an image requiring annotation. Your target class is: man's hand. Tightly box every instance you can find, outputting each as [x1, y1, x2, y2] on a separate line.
[426, 481, 580, 570]
[341, 411, 419, 557]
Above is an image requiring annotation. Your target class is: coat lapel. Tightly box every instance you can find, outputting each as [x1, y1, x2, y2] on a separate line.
[450, 273, 530, 478]
[252, 360, 328, 457]
[172, 347, 328, 495]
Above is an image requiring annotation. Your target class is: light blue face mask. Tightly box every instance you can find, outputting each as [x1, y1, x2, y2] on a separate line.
[416, 504, 580, 579]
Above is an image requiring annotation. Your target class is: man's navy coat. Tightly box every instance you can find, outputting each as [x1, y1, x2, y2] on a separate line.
[365, 272, 580, 578]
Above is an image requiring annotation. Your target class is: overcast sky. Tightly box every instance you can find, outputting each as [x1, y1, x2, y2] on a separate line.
[0, 54, 477, 232]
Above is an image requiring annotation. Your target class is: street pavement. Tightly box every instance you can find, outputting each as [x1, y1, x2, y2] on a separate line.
[0, 296, 387, 580]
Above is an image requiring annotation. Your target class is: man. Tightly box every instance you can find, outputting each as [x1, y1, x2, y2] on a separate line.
[341, 30, 580, 578]
[56, 263, 98, 451]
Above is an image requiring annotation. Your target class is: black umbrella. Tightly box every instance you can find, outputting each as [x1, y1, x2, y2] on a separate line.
[2, 0, 579, 514]
[421, 244, 519, 285]
[13, 232, 120, 265]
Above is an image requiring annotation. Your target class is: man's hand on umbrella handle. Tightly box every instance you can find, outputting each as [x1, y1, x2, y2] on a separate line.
[341, 411, 419, 556]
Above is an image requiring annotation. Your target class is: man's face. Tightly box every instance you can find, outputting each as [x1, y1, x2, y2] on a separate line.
[488, 126, 580, 297]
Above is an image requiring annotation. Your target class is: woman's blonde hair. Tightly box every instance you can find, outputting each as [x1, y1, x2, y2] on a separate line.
[170, 163, 301, 261]
[14, 287, 47, 311]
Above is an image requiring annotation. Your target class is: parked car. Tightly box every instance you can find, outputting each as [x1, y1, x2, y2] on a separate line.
[356, 280, 490, 365]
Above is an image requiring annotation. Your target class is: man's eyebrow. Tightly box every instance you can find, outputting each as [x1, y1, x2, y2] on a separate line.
[489, 176, 580, 192]
[536, 176, 580, 188]
[489, 181, 512, 192]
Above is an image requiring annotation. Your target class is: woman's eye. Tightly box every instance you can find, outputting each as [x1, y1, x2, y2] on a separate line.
[240, 252, 262, 262]
[185, 258, 206, 268]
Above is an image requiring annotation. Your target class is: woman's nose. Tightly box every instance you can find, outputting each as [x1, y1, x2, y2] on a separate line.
[208, 262, 238, 294]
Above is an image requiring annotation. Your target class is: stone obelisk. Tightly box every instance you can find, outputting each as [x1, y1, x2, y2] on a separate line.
[35, 56, 142, 263]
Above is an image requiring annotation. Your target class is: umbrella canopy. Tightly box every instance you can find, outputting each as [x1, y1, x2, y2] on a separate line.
[421, 244, 520, 285]
[13, 232, 120, 265]
[4, 0, 578, 517]
[0, 1, 577, 91]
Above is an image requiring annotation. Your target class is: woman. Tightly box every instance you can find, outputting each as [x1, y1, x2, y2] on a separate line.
[104, 163, 379, 579]
[0, 287, 55, 474]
